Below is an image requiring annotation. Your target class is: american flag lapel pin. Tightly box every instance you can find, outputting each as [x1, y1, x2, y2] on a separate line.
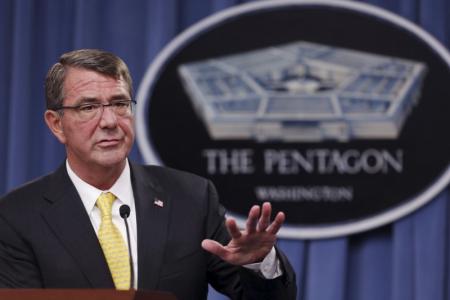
[154, 198, 164, 207]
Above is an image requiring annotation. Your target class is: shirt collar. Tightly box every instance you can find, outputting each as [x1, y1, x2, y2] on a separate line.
[66, 159, 133, 213]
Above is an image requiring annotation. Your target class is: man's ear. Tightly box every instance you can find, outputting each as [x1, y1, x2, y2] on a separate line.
[44, 110, 66, 144]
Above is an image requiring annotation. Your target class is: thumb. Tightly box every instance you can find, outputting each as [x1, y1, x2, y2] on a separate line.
[201, 239, 227, 259]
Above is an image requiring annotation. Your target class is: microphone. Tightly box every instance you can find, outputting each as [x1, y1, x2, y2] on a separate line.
[120, 204, 134, 289]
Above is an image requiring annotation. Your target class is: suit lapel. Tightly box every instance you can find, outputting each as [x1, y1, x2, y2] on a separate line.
[130, 163, 170, 290]
[41, 164, 114, 288]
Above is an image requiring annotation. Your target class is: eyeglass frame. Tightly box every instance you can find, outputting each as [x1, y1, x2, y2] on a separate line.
[52, 99, 136, 121]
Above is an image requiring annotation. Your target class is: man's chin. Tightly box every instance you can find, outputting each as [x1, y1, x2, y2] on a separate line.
[92, 152, 128, 168]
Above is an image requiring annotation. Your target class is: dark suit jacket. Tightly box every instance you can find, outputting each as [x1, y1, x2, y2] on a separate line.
[0, 162, 296, 300]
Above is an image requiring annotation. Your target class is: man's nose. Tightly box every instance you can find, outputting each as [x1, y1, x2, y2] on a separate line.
[99, 105, 118, 128]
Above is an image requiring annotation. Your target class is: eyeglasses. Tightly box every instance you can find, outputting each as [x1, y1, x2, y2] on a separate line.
[55, 99, 136, 121]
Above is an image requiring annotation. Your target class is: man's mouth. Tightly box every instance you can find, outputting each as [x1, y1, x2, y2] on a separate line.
[97, 139, 121, 147]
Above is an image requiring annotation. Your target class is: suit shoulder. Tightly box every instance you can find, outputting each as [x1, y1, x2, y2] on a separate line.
[0, 173, 52, 210]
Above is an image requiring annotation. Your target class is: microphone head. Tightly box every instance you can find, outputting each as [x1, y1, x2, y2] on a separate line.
[120, 204, 131, 219]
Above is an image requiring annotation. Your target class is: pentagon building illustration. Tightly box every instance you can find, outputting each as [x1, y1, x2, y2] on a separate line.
[178, 41, 427, 142]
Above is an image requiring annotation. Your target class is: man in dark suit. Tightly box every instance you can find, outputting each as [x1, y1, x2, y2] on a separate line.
[0, 49, 296, 300]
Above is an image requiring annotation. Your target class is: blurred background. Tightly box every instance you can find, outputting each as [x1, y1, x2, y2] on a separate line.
[1, 0, 449, 299]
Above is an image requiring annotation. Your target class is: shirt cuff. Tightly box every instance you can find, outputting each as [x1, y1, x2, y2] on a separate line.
[243, 247, 283, 279]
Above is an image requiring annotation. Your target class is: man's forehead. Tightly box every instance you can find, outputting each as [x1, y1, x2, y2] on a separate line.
[63, 67, 128, 98]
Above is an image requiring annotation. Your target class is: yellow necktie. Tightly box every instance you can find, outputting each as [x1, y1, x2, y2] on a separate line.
[96, 192, 131, 289]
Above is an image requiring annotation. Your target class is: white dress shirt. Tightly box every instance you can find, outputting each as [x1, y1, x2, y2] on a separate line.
[66, 160, 282, 287]
[66, 160, 139, 287]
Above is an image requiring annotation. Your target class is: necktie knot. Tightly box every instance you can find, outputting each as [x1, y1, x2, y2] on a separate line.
[96, 192, 116, 217]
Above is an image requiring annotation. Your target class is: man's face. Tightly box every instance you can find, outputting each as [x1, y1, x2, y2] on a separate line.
[53, 67, 135, 173]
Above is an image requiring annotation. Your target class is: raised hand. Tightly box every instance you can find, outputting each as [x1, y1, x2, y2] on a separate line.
[201, 202, 285, 265]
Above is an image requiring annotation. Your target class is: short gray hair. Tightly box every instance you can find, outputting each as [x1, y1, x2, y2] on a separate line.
[45, 49, 133, 110]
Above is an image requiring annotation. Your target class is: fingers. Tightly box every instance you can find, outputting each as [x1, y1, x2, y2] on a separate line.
[257, 202, 272, 232]
[225, 218, 242, 239]
[267, 211, 285, 235]
[246, 205, 260, 234]
[229, 202, 286, 236]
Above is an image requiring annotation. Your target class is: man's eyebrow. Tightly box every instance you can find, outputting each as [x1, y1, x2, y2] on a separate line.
[75, 95, 130, 104]
[76, 97, 100, 104]
[110, 94, 131, 100]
